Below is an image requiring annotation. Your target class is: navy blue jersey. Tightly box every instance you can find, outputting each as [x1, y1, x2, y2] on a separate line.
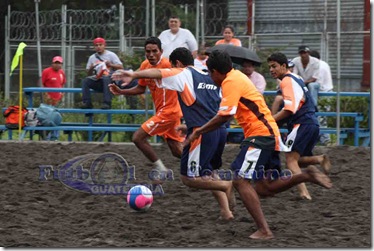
[158, 66, 222, 129]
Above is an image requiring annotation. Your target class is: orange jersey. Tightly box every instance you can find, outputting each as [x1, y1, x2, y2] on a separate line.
[138, 57, 182, 118]
[218, 69, 280, 140]
[215, 38, 242, 47]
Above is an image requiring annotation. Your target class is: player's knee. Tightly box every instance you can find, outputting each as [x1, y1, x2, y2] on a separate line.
[171, 148, 182, 158]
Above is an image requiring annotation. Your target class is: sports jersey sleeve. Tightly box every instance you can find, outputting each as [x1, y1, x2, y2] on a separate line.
[217, 80, 241, 116]
[280, 77, 299, 114]
[159, 68, 196, 106]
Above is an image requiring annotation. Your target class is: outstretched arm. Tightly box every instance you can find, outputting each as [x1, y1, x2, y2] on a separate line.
[184, 114, 232, 146]
[109, 83, 146, 96]
[111, 69, 163, 86]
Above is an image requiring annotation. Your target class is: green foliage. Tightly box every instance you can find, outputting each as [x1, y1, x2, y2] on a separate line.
[318, 96, 370, 128]
[118, 51, 144, 70]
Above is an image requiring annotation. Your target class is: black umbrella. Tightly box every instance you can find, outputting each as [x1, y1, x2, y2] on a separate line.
[206, 44, 262, 66]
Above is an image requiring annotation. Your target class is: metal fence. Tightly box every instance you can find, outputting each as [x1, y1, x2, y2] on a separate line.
[4, 0, 369, 103]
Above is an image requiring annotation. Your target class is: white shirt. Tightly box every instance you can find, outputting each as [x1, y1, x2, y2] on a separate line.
[318, 60, 333, 92]
[194, 58, 208, 71]
[158, 28, 198, 59]
[292, 56, 320, 83]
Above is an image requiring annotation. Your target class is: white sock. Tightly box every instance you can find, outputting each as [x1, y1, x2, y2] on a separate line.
[153, 159, 167, 172]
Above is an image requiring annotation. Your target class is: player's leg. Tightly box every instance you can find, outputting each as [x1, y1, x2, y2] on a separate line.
[165, 138, 183, 159]
[180, 127, 233, 220]
[132, 127, 157, 162]
[231, 141, 274, 239]
[233, 178, 273, 239]
[299, 154, 331, 174]
[283, 124, 320, 200]
[285, 151, 311, 200]
[164, 118, 184, 158]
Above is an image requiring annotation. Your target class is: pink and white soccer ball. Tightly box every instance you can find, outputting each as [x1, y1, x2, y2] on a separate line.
[127, 185, 153, 211]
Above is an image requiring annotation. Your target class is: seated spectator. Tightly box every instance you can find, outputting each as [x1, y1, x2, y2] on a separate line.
[80, 37, 124, 109]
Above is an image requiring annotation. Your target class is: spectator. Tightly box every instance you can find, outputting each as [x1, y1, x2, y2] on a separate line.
[158, 16, 198, 59]
[291, 45, 320, 109]
[215, 25, 242, 47]
[240, 60, 266, 93]
[310, 50, 334, 145]
[80, 37, 124, 109]
[41, 56, 66, 141]
[194, 45, 208, 71]
[41, 56, 66, 106]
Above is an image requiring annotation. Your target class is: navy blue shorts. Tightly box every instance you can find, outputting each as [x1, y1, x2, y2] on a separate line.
[231, 136, 282, 181]
[285, 124, 319, 156]
[181, 127, 227, 177]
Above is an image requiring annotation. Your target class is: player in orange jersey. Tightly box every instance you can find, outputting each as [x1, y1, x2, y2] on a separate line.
[110, 37, 184, 174]
[185, 50, 332, 239]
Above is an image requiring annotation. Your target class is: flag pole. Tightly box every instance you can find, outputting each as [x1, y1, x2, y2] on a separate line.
[18, 54, 23, 138]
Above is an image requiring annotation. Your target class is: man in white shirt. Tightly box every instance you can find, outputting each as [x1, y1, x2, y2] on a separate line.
[310, 50, 334, 145]
[292, 45, 320, 109]
[158, 16, 198, 59]
[310, 50, 333, 92]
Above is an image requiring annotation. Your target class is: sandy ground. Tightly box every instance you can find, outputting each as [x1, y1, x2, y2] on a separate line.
[0, 141, 371, 248]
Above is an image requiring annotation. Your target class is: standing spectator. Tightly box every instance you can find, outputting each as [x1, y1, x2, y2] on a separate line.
[310, 50, 334, 145]
[41, 56, 66, 106]
[215, 25, 242, 47]
[158, 16, 198, 59]
[194, 45, 208, 71]
[80, 37, 124, 109]
[291, 45, 320, 109]
[41, 56, 66, 141]
[240, 60, 266, 93]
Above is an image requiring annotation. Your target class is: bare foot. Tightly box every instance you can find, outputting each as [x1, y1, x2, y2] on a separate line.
[300, 194, 312, 200]
[218, 210, 234, 221]
[321, 154, 332, 174]
[249, 230, 274, 240]
[306, 165, 332, 189]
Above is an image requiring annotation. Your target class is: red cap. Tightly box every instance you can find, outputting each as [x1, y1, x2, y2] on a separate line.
[93, 37, 106, 45]
[52, 56, 63, 63]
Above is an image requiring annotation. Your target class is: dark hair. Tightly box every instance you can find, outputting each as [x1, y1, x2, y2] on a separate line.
[169, 47, 194, 66]
[223, 24, 235, 34]
[206, 50, 232, 74]
[309, 50, 320, 59]
[267, 52, 288, 67]
[144, 36, 162, 51]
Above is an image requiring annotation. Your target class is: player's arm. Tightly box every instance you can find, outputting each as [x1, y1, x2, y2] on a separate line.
[109, 84, 146, 96]
[111, 69, 162, 85]
[273, 109, 292, 122]
[184, 114, 232, 146]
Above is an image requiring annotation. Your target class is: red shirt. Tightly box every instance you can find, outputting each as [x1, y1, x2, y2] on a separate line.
[41, 67, 66, 101]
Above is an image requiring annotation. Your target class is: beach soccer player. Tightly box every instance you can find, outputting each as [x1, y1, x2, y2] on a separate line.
[109, 37, 184, 174]
[268, 52, 332, 200]
[184, 50, 332, 239]
[110, 47, 234, 220]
